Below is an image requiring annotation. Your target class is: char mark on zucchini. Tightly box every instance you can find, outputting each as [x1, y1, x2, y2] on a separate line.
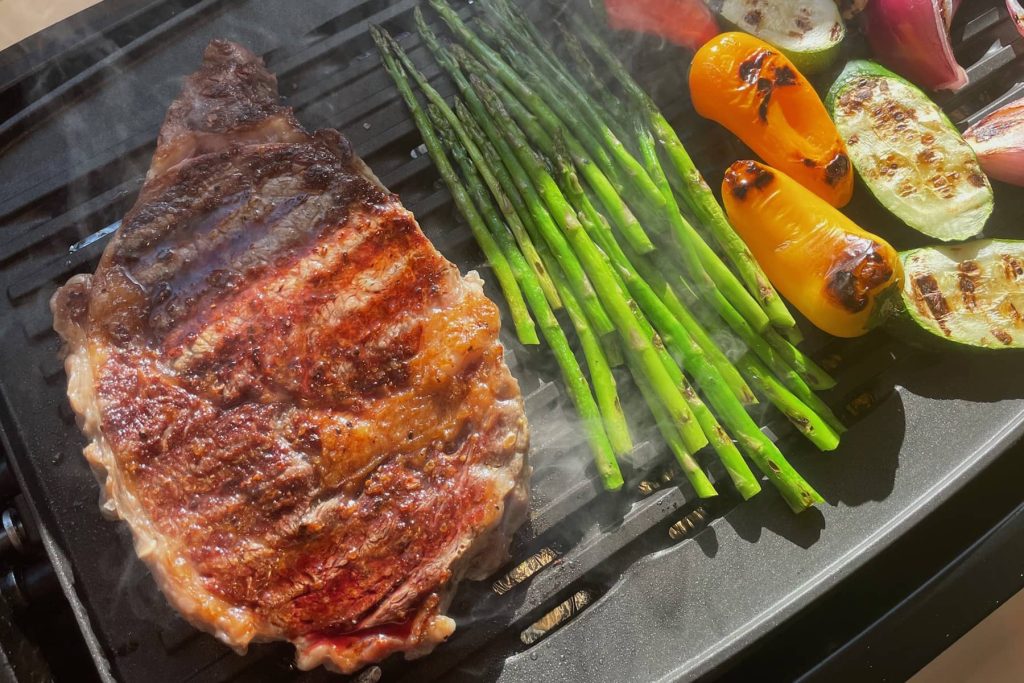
[957, 260, 981, 311]
[912, 274, 952, 335]
[1003, 256, 1024, 281]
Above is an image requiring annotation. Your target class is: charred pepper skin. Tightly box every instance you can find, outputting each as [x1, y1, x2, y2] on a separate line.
[723, 161, 903, 338]
[690, 32, 854, 208]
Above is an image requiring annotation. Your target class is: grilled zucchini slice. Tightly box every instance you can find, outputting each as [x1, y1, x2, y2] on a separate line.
[707, 0, 845, 74]
[827, 61, 994, 241]
[899, 240, 1024, 350]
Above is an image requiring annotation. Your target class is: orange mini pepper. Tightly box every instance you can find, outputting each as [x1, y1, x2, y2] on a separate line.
[690, 32, 854, 207]
[722, 161, 901, 338]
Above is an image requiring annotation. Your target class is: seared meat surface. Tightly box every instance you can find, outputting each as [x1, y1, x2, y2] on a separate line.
[51, 40, 529, 673]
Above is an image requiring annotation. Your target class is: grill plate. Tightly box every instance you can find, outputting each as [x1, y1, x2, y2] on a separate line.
[0, 1, 1022, 681]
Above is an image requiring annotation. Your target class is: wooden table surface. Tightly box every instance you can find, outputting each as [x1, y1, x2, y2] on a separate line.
[0, 0, 99, 51]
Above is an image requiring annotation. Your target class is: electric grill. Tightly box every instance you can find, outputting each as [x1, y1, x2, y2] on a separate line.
[0, 1, 1022, 681]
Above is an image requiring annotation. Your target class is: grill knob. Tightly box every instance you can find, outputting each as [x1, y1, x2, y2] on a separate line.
[0, 509, 25, 556]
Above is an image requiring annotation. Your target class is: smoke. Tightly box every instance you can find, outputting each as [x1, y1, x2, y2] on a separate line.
[0, 1, 803, 679]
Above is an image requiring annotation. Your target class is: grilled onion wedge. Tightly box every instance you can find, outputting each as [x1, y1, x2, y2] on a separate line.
[897, 240, 1024, 350]
[826, 60, 994, 241]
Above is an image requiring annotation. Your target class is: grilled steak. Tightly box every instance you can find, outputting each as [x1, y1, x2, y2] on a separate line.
[50, 40, 529, 674]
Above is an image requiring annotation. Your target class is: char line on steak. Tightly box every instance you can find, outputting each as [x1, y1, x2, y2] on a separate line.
[50, 39, 529, 674]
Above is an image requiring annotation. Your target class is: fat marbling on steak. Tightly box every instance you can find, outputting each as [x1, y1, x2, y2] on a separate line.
[50, 39, 529, 674]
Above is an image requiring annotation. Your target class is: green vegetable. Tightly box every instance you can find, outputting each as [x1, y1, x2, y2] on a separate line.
[370, 26, 625, 488]
[571, 19, 796, 332]
[367, 27, 536, 346]
[552, 140, 762, 499]
[449, 101, 634, 457]
[413, 12, 615, 340]
[429, 0, 656, 257]
[898, 239, 1024, 350]
[827, 60, 994, 242]
[707, 0, 845, 74]
[387, 1, 837, 511]
[470, 71, 711, 455]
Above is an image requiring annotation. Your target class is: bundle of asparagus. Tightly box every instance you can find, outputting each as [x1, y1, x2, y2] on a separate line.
[371, 0, 844, 512]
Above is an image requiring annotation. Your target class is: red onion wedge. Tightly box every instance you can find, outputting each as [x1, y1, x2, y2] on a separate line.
[949, 0, 963, 26]
[1009, 0, 1024, 38]
[864, 0, 968, 91]
[964, 99, 1024, 187]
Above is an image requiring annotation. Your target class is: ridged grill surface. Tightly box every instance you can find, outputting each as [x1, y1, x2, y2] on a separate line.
[0, 1, 1020, 681]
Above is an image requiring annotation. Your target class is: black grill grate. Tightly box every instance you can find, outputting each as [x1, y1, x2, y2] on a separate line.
[0, 1, 1022, 682]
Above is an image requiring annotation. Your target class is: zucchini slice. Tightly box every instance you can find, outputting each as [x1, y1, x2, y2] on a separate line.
[826, 61, 994, 242]
[899, 240, 1024, 350]
[707, 0, 845, 74]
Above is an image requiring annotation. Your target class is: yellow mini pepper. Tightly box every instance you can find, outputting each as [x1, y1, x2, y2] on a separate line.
[722, 160, 902, 338]
[691, 32, 854, 208]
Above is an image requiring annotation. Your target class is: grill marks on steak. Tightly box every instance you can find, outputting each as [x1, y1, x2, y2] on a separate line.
[50, 40, 528, 673]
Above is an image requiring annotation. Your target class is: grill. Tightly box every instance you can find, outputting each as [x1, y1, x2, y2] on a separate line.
[0, 1, 1022, 681]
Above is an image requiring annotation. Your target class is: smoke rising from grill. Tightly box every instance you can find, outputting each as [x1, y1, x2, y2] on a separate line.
[0, 0, 848, 679]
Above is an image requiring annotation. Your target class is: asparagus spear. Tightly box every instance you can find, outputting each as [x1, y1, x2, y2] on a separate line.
[368, 27, 536, 345]
[428, 0, 655, 257]
[416, 8, 627, 379]
[737, 355, 841, 451]
[454, 22, 821, 509]
[476, 16, 668, 232]
[379, 27, 560, 313]
[451, 100, 634, 457]
[764, 328, 836, 391]
[471, 73, 709, 455]
[431, 112, 626, 484]
[444, 20, 770, 339]
[556, 21, 633, 145]
[623, 348, 718, 499]
[631, 110, 839, 412]
[572, 18, 799, 332]
[371, 26, 625, 489]
[556, 152, 761, 499]
[621, 239, 842, 448]
[617, 236, 756, 407]
[478, 74, 822, 509]
[413, 12, 617, 340]
[667, 266, 847, 437]
[479, 6, 778, 342]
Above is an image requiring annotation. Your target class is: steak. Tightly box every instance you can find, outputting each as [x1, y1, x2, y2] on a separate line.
[50, 40, 529, 674]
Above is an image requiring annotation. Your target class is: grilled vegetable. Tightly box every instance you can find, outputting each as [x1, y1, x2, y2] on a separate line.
[705, 0, 846, 74]
[723, 160, 903, 338]
[373, 27, 626, 490]
[690, 33, 853, 207]
[899, 240, 1024, 350]
[604, 0, 720, 51]
[1011, 0, 1024, 38]
[863, 0, 967, 92]
[414, 0, 837, 513]
[964, 98, 1024, 188]
[827, 60, 993, 241]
